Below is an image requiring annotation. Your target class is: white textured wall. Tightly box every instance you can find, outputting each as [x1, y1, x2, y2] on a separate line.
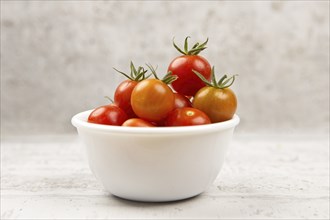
[1, 1, 329, 135]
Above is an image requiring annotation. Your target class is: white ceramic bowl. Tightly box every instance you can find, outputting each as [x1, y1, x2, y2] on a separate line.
[72, 110, 239, 202]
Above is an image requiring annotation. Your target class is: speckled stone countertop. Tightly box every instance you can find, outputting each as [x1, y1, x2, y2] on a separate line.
[1, 134, 329, 219]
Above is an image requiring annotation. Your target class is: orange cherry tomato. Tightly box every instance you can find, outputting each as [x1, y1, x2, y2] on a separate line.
[193, 87, 237, 123]
[192, 68, 238, 123]
[122, 118, 155, 127]
[131, 79, 175, 122]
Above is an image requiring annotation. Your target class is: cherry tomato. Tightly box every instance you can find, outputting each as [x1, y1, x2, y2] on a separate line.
[165, 107, 211, 126]
[113, 62, 148, 118]
[174, 93, 192, 109]
[88, 105, 128, 126]
[192, 69, 237, 123]
[168, 56, 211, 96]
[193, 87, 237, 123]
[168, 37, 211, 96]
[131, 79, 175, 122]
[122, 118, 155, 127]
[114, 80, 138, 118]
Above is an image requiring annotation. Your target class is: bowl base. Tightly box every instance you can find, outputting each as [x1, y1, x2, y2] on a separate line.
[110, 192, 203, 203]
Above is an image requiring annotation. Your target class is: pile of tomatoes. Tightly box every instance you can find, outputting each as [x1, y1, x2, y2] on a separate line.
[88, 37, 237, 127]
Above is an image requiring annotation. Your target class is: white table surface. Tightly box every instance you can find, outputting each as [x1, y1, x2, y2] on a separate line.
[1, 134, 329, 219]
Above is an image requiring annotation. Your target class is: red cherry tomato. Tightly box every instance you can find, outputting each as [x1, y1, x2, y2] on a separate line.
[165, 107, 211, 126]
[88, 105, 128, 126]
[113, 62, 148, 118]
[131, 79, 175, 122]
[168, 37, 211, 96]
[114, 80, 138, 118]
[122, 118, 155, 127]
[174, 93, 192, 109]
[168, 55, 211, 96]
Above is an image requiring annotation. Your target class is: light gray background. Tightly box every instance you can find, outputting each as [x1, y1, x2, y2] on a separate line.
[1, 1, 329, 136]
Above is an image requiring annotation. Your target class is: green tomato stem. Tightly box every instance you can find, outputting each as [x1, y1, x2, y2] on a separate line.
[113, 61, 148, 81]
[193, 67, 238, 89]
[172, 36, 209, 55]
[146, 63, 178, 85]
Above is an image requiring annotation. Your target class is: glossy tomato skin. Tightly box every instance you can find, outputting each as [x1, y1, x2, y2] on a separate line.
[114, 80, 138, 118]
[88, 105, 128, 126]
[131, 79, 175, 122]
[168, 55, 211, 96]
[165, 107, 211, 126]
[122, 118, 155, 127]
[174, 93, 192, 109]
[193, 87, 237, 123]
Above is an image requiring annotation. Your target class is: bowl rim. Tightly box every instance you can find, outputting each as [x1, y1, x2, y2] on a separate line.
[71, 110, 240, 135]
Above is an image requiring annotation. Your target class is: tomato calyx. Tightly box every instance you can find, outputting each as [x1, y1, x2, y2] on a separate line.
[146, 63, 178, 84]
[193, 67, 238, 89]
[113, 61, 149, 82]
[172, 36, 209, 55]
